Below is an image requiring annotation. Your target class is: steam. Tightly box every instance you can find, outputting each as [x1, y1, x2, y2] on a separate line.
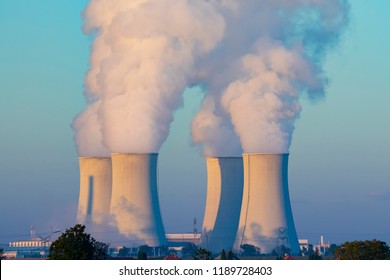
[192, 0, 349, 155]
[72, 100, 109, 157]
[73, 0, 225, 154]
[73, 0, 349, 156]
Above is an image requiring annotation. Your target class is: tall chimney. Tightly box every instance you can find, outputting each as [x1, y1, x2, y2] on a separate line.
[109, 153, 166, 247]
[202, 157, 244, 253]
[77, 157, 112, 225]
[234, 153, 300, 254]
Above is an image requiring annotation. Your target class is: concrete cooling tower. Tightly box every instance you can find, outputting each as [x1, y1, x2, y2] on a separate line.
[109, 153, 167, 247]
[77, 157, 112, 225]
[234, 154, 300, 254]
[201, 157, 244, 253]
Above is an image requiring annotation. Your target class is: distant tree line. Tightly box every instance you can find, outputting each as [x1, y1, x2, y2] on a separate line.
[334, 240, 390, 260]
[47, 224, 390, 260]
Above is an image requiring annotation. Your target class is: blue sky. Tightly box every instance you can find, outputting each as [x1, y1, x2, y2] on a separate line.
[0, 0, 389, 246]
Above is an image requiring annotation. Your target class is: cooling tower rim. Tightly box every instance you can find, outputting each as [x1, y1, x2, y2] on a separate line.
[242, 153, 289, 156]
[111, 152, 158, 156]
[79, 156, 111, 160]
[206, 156, 243, 159]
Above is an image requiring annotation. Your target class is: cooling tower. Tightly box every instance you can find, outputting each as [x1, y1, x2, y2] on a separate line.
[201, 157, 244, 253]
[234, 154, 300, 254]
[109, 153, 167, 247]
[77, 157, 112, 225]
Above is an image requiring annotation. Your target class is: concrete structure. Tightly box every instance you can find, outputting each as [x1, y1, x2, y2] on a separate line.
[110, 153, 167, 247]
[4, 227, 57, 259]
[77, 157, 112, 225]
[201, 157, 244, 253]
[313, 235, 331, 255]
[234, 154, 300, 254]
[299, 239, 309, 252]
[166, 233, 201, 246]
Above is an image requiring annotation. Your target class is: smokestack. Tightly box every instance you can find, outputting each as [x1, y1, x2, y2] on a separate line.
[202, 157, 244, 253]
[77, 157, 112, 225]
[235, 154, 300, 254]
[109, 153, 166, 247]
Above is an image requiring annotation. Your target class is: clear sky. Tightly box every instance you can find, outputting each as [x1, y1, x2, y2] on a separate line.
[0, 0, 389, 246]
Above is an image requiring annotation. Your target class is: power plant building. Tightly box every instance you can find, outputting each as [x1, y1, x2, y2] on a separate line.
[234, 153, 300, 254]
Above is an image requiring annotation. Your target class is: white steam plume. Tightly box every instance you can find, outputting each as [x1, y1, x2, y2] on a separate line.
[192, 0, 349, 155]
[72, 100, 109, 157]
[73, 0, 225, 155]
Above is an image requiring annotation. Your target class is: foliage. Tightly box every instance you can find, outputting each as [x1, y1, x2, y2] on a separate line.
[138, 244, 154, 256]
[271, 245, 291, 257]
[158, 245, 169, 256]
[94, 241, 110, 259]
[181, 243, 198, 258]
[325, 244, 338, 256]
[227, 250, 235, 260]
[48, 224, 109, 260]
[0, 248, 5, 260]
[307, 244, 314, 255]
[220, 249, 227, 260]
[193, 247, 212, 260]
[309, 247, 322, 260]
[334, 240, 390, 260]
[118, 247, 131, 257]
[137, 250, 147, 260]
[240, 244, 261, 256]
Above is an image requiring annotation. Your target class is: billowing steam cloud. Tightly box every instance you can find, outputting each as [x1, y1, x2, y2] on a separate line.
[73, 0, 225, 154]
[192, 0, 349, 155]
[72, 100, 109, 157]
[73, 0, 349, 156]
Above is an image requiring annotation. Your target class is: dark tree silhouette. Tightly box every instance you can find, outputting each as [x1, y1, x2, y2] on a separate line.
[181, 243, 198, 259]
[137, 250, 147, 260]
[48, 224, 109, 260]
[193, 247, 212, 260]
[240, 244, 261, 256]
[309, 247, 322, 260]
[220, 249, 227, 260]
[334, 240, 390, 260]
[227, 250, 236, 260]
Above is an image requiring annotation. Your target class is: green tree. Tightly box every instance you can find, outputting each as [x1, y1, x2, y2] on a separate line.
[0, 248, 5, 260]
[48, 224, 109, 260]
[334, 240, 390, 260]
[193, 247, 212, 260]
